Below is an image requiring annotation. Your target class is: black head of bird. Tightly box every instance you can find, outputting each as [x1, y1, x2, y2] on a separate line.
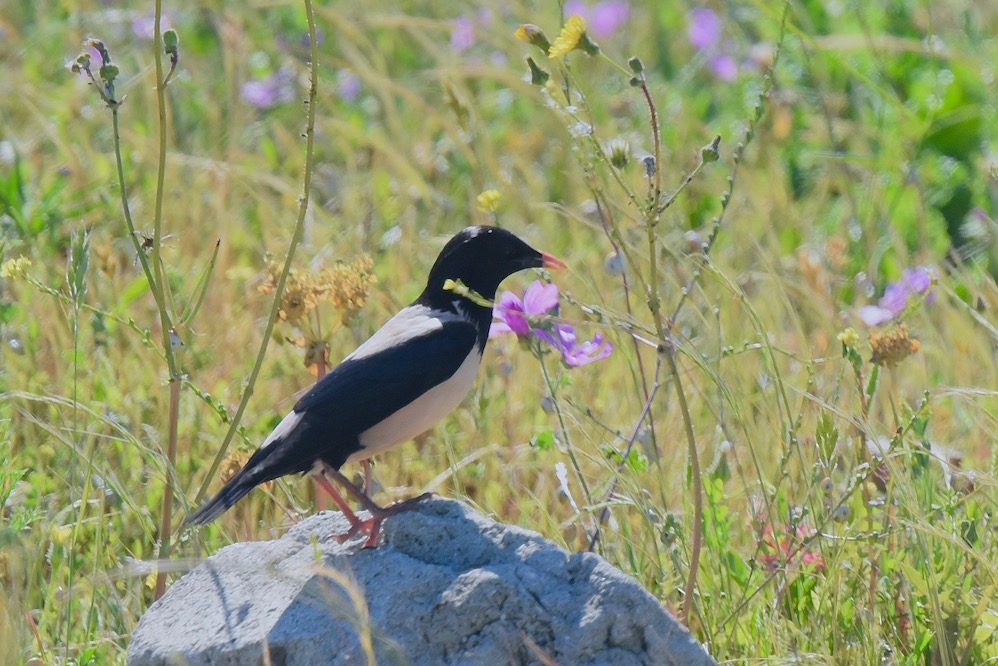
[184, 225, 565, 547]
[419, 226, 566, 344]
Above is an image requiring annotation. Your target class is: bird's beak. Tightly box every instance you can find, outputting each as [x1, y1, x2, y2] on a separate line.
[541, 252, 568, 271]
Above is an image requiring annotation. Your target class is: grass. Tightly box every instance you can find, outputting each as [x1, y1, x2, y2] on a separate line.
[1, 0, 997, 663]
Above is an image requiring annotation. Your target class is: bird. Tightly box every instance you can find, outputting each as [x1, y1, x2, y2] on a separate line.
[184, 226, 566, 546]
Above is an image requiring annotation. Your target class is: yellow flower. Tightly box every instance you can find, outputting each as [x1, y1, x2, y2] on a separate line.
[515, 24, 551, 53]
[549, 15, 587, 58]
[476, 189, 501, 213]
[0, 256, 31, 280]
[837, 327, 859, 348]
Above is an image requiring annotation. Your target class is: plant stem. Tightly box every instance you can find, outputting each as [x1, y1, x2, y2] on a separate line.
[194, 0, 320, 505]
[149, 0, 183, 599]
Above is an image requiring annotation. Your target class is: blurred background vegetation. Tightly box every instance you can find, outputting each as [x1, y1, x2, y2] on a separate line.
[1, 0, 996, 663]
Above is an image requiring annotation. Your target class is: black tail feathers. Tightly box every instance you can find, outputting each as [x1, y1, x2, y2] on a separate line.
[182, 468, 261, 528]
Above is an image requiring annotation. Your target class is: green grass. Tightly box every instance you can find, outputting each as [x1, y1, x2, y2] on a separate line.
[2, 0, 997, 664]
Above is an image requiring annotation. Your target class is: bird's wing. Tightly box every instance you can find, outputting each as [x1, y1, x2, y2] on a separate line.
[293, 312, 479, 435]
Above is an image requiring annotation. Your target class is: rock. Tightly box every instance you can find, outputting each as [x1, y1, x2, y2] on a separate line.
[128, 498, 715, 666]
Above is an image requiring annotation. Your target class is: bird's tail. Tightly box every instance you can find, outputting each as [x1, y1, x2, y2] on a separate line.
[182, 467, 263, 527]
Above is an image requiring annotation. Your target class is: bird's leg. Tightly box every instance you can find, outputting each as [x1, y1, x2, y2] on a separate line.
[313, 473, 365, 526]
[319, 463, 432, 548]
[361, 459, 374, 495]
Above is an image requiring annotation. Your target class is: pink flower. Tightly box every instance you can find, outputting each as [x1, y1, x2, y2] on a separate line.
[687, 8, 722, 49]
[859, 266, 936, 326]
[490, 280, 559, 338]
[240, 68, 296, 109]
[451, 16, 476, 52]
[491, 280, 612, 367]
[687, 7, 740, 80]
[534, 325, 613, 367]
[564, 1, 631, 39]
[132, 14, 172, 40]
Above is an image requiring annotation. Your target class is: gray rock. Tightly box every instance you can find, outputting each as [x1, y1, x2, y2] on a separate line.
[128, 498, 715, 666]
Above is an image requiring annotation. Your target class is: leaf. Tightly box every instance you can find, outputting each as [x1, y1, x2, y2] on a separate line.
[625, 448, 648, 474]
[178, 239, 220, 325]
[66, 229, 91, 310]
[531, 429, 556, 451]
[865, 363, 880, 402]
[120, 274, 151, 308]
[816, 410, 838, 461]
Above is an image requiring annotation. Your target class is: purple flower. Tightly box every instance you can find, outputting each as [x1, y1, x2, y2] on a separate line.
[132, 14, 172, 40]
[490, 280, 559, 338]
[687, 8, 722, 49]
[859, 266, 936, 326]
[710, 53, 738, 81]
[535, 325, 613, 367]
[88, 44, 104, 67]
[491, 280, 612, 367]
[337, 70, 362, 102]
[687, 8, 739, 80]
[564, 1, 631, 39]
[240, 67, 296, 109]
[451, 16, 476, 52]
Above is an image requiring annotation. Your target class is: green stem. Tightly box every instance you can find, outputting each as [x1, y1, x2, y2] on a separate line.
[538, 349, 593, 513]
[150, 0, 182, 600]
[194, 0, 320, 505]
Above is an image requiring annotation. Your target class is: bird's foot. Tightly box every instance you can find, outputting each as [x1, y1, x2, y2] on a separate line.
[333, 493, 434, 548]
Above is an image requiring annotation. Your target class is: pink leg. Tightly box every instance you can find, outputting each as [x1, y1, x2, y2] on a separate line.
[317, 463, 433, 548]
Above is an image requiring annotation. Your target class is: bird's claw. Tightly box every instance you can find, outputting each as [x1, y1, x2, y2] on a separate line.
[329, 493, 435, 548]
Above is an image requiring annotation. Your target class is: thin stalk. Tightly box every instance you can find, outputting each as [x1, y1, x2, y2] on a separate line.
[151, 0, 183, 599]
[538, 350, 594, 513]
[632, 74, 704, 629]
[194, 0, 320, 505]
[670, 350, 703, 628]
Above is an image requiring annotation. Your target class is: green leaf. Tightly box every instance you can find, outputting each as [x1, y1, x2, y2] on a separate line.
[178, 239, 220, 325]
[865, 363, 880, 402]
[66, 229, 90, 310]
[625, 448, 648, 474]
[531, 429, 556, 451]
[816, 410, 838, 461]
[120, 274, 151, 308]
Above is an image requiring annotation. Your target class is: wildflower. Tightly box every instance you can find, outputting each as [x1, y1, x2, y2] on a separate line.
[686, 8, 738, 81]
[564, 1, 631, 40]
[758, 521, 824, 573]
[548, 15, 588, 58]
[869, 323, 920, 367]
[605, 136, 630, 169]
[476, 189, 501, 214]
[709, 53, 737, 81]
[0, 256, 31, 280]
[687, 8, 722, 49]
[858, 266, 936, 326]
[491, 280, 612, 367]
[132, 14, 172, 40]
[241, 67, 296, 109]
[534, 324, 613, 367]
[337, 70, 361, 102]
[451, 16, 475, 53]
[526, 56, 551, 86]
[515, 24, 552, 53]
[837, 327, 859, 348]
[322, 254, 376, 324]
[258, 254, 375, 328]
[490, 280, 559, 338]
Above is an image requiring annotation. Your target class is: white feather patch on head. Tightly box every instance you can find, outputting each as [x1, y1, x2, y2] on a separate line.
[260, 409, 304, 450]
[346, 304, 467, 362]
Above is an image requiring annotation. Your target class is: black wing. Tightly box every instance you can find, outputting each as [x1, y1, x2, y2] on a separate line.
[294, 318, 478, 431]
[183, 314, 479, 526]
